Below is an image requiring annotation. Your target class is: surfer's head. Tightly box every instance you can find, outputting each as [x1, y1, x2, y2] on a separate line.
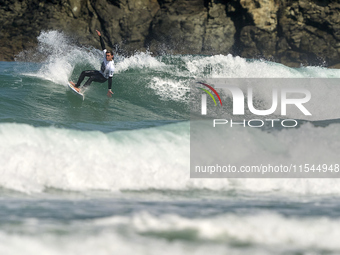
[106, 50, 114, 61]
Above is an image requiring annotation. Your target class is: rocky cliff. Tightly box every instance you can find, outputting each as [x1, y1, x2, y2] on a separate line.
[1, 0, 340, 67]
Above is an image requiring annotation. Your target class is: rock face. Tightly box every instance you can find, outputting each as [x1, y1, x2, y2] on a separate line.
[90, 0, 160, 52]
[149, 0, 235, 55]
[0, 0, 160, 60]
[237, 0, 340, 67]
[0, 0, 95, 61]
[279, 0, 340, 67]
[238, 0, 279, 60]
[1, 0, 340, 67]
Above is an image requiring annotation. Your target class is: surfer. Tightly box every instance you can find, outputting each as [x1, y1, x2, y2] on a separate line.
[69, 30, 115, 97]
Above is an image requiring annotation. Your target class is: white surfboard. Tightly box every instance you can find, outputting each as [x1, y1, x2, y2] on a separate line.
[68, 82, 84, 99]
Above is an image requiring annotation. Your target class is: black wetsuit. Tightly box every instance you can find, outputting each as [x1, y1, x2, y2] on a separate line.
[75, 36, 114, 89]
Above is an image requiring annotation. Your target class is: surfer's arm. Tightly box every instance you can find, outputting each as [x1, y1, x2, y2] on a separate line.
[96, 30, 106, 50]
[99, 36, 106, 51]
[108, 77, 112, 90]
[107, 77, 114, 97]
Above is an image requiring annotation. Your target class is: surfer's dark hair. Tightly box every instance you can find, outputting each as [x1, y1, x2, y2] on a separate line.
[107, 49, 114, 56]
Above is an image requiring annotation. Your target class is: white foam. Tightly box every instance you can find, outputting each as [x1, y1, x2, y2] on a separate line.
[23, 31, 167, 86]
[115, 51, 166, 73]
[148, 77, 189, 102]
[24, 31, 101, 85]
[94, 211, 340, 250]
[183, 54, 340, 78]
[184, 54, 299, 78]
[2, 210, 340, 254]
[0, 123, 189, 193]
[1, 122, 340, 195]
[0, 228, 230, 255]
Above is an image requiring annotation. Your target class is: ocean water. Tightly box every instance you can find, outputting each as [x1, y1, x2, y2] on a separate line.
[1, 31, 340, 254]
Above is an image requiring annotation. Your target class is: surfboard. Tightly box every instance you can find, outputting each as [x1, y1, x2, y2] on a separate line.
[68, 82, 84, 99]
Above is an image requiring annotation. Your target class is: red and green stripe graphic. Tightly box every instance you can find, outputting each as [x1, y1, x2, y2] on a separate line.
[197, 82, 222, 106]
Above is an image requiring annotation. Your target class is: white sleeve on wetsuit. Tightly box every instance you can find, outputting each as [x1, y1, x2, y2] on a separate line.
[108, 61, 115, 77]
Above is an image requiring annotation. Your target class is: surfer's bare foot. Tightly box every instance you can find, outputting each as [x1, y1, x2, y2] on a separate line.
[69, 81, 80, 92]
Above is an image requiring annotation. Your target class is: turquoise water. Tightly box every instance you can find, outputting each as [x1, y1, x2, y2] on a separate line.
[0, 60, 188, 131]
[2, 31, 340, 254]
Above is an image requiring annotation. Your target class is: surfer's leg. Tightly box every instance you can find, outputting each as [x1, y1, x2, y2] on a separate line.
[83, 71, 106, 87]
[75, 70, 97, 88]
[83, 76, 95, 87]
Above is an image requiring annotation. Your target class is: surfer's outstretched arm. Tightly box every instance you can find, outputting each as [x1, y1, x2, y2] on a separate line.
[96, 30, 106, 50]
